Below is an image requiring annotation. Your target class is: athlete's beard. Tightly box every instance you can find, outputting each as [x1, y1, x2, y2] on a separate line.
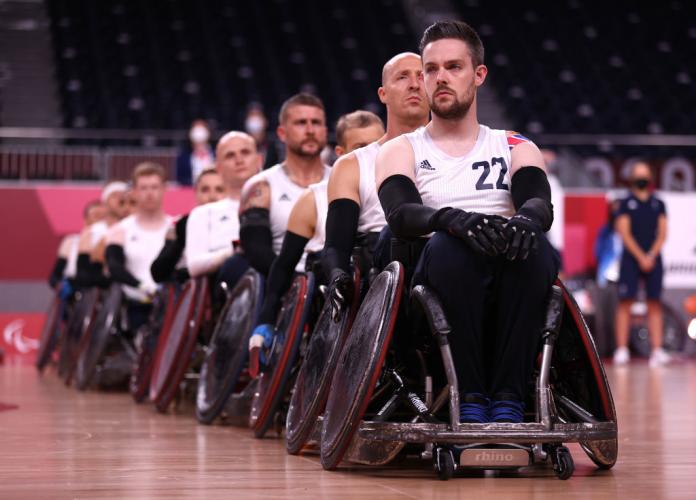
[430, 85, 474, 120]
[287, 138, 325, 158]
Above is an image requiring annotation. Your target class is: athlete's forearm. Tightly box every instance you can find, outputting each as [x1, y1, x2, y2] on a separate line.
[322, 199, 360, 274]
[257, 231, 308, 325]
[378, 174, 445, 239]
[239, 207, 276, 275]
[105, 244, 140, 287]
[187, 246, 233, 278]
[151, 239, 185, 283]
[48, 257, 67, 288]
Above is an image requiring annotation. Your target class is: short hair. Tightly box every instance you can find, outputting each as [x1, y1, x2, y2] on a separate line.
[83, 199, 102, 219]
[132, 161, 166, 185]
[419, 20, 485, 66]
[194, 167, 220, 187]
[335, 110, 385, 148]
[278, 93, 325, 124]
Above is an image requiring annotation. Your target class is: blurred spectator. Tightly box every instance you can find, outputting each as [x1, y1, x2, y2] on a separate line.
[589, 196, 622, 356]
[244, 103, 279, 169]
[613, 162, 669, 367]
[176, 119, 215, 185]
[541, 149, 565, 260]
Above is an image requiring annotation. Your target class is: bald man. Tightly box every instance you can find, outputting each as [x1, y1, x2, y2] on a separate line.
[321, 52, 430, 315]
[185, 131, 262, 283]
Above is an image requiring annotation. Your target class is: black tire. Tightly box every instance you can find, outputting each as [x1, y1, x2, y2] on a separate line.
[36, 291, 65, 372]
[434, 447, 455, 481]
[58, 288, 100, 383]
[250, 273, 314, 439]
[320, 262, 404, 470]
[285, 269, 359, 454]
[195, 271, 264, 424]
[630, 301, 687, 357]
[74, 285, 123, 391]
[554, 281, 618, 469]
[553, 446, 575, 480]
[130, 285, 175, 403]
[150, 278, 208, 412]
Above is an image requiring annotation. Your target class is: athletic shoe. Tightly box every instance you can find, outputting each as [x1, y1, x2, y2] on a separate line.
[649, 347, 672, 367]
[613, 346, 630, 365]
[490, 395, 525, 423]
[459, 393, 490, 423]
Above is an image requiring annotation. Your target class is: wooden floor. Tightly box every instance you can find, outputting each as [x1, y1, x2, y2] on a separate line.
[1, 361, 695, 499]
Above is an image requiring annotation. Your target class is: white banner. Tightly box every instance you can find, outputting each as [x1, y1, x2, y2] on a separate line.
[661, 192, 696, 289]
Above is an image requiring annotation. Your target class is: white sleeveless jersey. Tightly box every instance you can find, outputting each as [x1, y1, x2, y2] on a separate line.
[185, 197, 240, 276]
[242, 163, 331, 254]
[405, 125, 515, 218]
[64, 234, 80, 279]
[90, 220, 109, 248]
[119, 214, 172, 302]
[354, 142, 387, 233]
[305, 180, 328, 255]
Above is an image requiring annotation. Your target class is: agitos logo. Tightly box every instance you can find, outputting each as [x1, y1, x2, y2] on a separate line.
[3, 319, 39, 354]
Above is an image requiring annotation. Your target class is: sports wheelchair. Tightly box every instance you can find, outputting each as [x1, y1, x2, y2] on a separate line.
[317, 242, 618, 480]
[73, 284, 137, 390]
[147, 276, 212, 412]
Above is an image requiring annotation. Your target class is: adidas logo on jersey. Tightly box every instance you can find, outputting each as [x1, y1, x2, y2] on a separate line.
[418, 159, 435, 171]
[279, 193, 291, 201]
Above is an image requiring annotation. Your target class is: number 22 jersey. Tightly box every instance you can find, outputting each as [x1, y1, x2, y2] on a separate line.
[404, 124, 529, 219]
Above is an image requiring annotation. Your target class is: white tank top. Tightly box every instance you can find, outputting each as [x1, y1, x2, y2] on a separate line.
[119, 214, 172, 301]
[354, 142, 387, 233]
[185, 197, 240, 275]
[405, 125, 515, 218]
[90, 220, 109, 248]
[305, 180, 328, 255]
[242, 163, 331, 254]
[64, 234, 80, 278]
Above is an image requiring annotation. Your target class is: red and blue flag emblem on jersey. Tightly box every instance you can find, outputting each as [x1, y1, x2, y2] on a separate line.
[507, 132, 530, 150]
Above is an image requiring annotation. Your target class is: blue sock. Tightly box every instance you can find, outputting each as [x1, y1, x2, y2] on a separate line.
[459, 393, 490, 423]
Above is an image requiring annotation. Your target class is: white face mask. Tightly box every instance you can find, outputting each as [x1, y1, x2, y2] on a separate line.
[189, 126, 210, 144]
[245, 116, 265, 135]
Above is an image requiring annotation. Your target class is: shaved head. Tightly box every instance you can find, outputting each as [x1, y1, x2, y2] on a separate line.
[216, 130, 257, 156]
[381, 52, 421, 85]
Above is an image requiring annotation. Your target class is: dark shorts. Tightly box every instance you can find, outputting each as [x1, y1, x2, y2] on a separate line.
[618, 254, 663, 301]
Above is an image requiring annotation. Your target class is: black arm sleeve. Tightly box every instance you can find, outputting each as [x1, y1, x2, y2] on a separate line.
[510, 166, 554, 231]
[322, 199, 360, 274]
[150, 239, 184, 283]
[76, 253, 110, 288]
[105, 244, 140, 287]
[151, 216, 188, 283]
[257, 231, 309, 325]
[378, 174, 450, 239]
[239, 207, 277, 276]
[48, 257, 67, 288]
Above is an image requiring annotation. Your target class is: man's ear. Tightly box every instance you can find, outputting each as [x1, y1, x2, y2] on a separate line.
[335, 145, 345, 157]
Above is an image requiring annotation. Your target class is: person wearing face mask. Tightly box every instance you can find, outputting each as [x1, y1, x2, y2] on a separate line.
[244, 104, 279, 170]
[613, 161, 669, 367]
[176, 119, 215, 186]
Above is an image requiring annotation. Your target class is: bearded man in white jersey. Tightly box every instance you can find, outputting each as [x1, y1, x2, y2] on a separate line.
[237, 93, 331, 278]
[376, 21, 559, 424]
[185, 132, 262, 292]
[321, 53, 430, 316]
[248, 110, 385, 371]
[105, 163, 172, 332]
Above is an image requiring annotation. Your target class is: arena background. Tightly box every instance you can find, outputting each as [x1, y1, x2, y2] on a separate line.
[0, 0, 695, 358]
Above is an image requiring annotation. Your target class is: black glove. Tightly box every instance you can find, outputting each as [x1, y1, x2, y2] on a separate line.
[327, 269, 353, 322]
[437, 209, 508, 256]
[503, 213, 542, 261]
